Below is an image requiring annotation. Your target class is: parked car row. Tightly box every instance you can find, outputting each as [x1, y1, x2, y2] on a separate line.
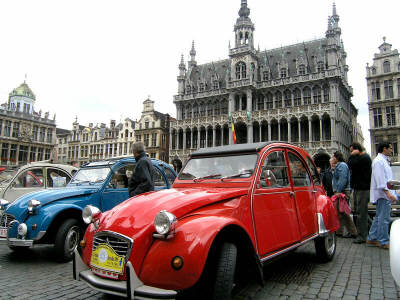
[0, 157, 176, 261]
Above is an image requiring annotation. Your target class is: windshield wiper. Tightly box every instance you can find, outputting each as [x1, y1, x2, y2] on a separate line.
[193, 174, 221, 182]
[221, 171, 253, 181]
[70, 179, 91, 185]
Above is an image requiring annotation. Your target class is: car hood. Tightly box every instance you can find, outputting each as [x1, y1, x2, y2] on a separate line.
[97, 187, 248, 238]
[6, 186, 99, 214]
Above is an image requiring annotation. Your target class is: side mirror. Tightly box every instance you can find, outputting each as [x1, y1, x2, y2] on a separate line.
[388, 180, 400, 190]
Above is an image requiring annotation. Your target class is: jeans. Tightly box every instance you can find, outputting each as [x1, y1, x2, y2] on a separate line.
[353, 190, 370, 241]
[368, 198, 391, 246]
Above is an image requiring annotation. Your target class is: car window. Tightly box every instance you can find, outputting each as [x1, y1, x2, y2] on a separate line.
[259, 151, 289, 189]
[163, 166, 176, 185]
[154, 167, 167, 187]
[306, 156, 321, 186]
[14, 168, 44, 188]
[110, 164, 134, 188]
[47, 168, 71, 187]
[288, 152, 311, 187]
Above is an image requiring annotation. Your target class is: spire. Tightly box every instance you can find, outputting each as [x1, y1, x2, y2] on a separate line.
[332, 2, 337, 17]
[190, 40, 196, 58]
[238, 0, 250, 18]
[179, 54, 185, 70]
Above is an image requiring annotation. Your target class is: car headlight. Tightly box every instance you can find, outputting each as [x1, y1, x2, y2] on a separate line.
[154, 210, 177, 235]
[0, 199, 9, 211]
[82, 205, 101, 224]
[18, 223, 28, 237]
[28, 199, 41, 214]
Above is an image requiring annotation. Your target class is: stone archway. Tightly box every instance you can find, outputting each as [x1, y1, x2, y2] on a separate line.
[235, 121, 247, 144]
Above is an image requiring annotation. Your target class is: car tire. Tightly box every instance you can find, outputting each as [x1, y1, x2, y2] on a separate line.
[54, 219, 82, 262]
[314, 231, 336, 262]
[212, 242, 237, 300]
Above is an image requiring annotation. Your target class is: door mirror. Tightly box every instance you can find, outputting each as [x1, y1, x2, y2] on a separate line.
[263, 169, 277, 187]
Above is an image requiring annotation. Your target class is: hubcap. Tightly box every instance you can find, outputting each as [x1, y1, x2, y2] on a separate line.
[65, 225, 80, 254]
[325, 232, 336, 256]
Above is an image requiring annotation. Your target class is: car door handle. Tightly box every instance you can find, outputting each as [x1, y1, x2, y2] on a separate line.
[312, 190, 317, 194]
[290, 192, 295, 197]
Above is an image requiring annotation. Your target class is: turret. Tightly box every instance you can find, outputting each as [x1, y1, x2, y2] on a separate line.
[325, 2, 341, 69]
[233, 0, 255, 49]
[189, 41, 197, 68]
[177, 54, 186, 95]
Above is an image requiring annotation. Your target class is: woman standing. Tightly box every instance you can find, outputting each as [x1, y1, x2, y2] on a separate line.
[332, 151, 357, 238]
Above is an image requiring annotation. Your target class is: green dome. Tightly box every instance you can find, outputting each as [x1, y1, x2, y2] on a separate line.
[10, 81, 35, 99]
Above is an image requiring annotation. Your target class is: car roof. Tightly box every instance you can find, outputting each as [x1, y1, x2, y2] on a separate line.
[190, 141, 299, 158]
[19, 162, 77, 172]
[81, 157, 171, 168]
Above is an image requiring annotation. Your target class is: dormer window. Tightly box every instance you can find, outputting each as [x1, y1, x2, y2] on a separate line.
[298, 65, 306, 75]
[317, 62, 324, 72]
[280, 68, 287, 78]
[145, 121, 149, 129]
[383, 61, 391, 73]
[371, 67, 377, 75]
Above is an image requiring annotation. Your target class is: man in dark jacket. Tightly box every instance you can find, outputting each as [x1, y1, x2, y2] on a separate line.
[348, 142, 372, 244]
[128, 142, 155, 197]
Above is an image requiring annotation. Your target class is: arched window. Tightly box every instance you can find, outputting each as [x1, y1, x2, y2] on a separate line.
[200, 102, 206, 117]
[245, 32, 249, 44]
[214, 102, 220, 115]
[312, 86, 322, 104]
[293, 88, 301, 106]
[257, 95, 264, 110]
[235, 62, 246, 79]
[323, 85, 330, 102]
[266, 92, 273, 109]
[275, 91, 282, 108]
[186, 104, 192, 119]
[298, 65, 306, 75]
[383, 61, 391, 73]
[303, 87, 311, 105]
[284, 90, 292, 107]
[207, 102, 213, 116]
[193, 103, 199, 118]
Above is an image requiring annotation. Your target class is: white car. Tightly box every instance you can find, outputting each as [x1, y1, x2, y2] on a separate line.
[390, 219, 400, 286]
[0, 162, 77, 203]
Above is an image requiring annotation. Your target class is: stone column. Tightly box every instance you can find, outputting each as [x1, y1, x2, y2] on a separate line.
[229, 123, 233, 145]
[222, 126, 225, 146]
[308, 119, 312, 147]
[191, 130, 194, 149]
[331, 118, 335, 141]
[259, 124, 262, 142]
[183, 130, 186, 150]
[247, 90, 252, 113]
[197, 129, 201, 148]
[278, 122, 281, 141]
[268, 123, 271, 141]
[169, 130, 173, 150]
[228, 93, 234, 113]
[248, 123, 253, 143]
[213, 127, 216, 147]
[205, 128, 209, 147]
[298, 122, 302, 143]
[288, 121, 292, 142]
[320, 119, 323, 141]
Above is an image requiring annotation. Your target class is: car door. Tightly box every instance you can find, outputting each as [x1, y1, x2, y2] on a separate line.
[252, 149, 301, 256]
[45, 167, 72, 188]
[101, 164, 133, 212]
[287, 151, 318, 239]
[3, 167, 45, 202]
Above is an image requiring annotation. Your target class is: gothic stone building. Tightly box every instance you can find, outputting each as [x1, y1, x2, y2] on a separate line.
[170, 1, 355, 171]
[0, 81, 56, 167]
[367, 38, 400, 161]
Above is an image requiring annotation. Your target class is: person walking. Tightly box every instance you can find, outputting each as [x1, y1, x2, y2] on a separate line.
[332, 151, 358, 238]
[367, 141, 397, 249]
[128, 141, 155, 197]
[347, 142, 372, 244]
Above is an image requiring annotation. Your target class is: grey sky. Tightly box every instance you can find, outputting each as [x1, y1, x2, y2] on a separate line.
[0, 0, 399, 153]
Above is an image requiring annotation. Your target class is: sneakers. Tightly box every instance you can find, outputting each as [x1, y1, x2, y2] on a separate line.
[366, 239, 380, 246]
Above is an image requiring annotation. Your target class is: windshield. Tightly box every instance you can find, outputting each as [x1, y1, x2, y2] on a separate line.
[179, 154, 258, 180]
[0, 169, 18, 184]
[69, 167, 111, 185]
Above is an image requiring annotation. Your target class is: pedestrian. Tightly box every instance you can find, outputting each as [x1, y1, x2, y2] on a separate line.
[332, 151, 358, 238]
[367, 141, 397, 249]
[347, 142, 372, 244]
[322, 157, 336, 197]
[128, 141, 155, 197]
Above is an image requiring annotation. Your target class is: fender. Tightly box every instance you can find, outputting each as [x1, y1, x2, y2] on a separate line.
[22, 203, 85, 240]
[316, 194, 340, 232]
[139, 215, 252, 291]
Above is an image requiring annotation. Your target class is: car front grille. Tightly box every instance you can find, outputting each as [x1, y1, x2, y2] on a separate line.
[92, 232, 132, 257]
[0, 214, 15, 228]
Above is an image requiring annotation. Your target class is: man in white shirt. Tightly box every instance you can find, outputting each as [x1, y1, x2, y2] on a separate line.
[367, 142, 397, 249]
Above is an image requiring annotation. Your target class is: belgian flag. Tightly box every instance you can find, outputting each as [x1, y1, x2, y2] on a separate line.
[232, 123, 237, 144]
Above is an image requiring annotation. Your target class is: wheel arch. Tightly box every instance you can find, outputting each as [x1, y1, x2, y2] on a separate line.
[316, 194, 340, 233]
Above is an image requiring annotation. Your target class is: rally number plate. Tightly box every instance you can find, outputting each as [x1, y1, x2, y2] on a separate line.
[90, 243, 125, 274]
[0, 227, 7, 238]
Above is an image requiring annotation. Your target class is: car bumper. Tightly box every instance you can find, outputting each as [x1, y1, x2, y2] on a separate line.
[73, 249, 177, 300]
[7, 238, 33, 247]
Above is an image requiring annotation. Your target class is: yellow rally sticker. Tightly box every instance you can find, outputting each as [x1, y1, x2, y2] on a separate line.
[90, 243, 125, 274]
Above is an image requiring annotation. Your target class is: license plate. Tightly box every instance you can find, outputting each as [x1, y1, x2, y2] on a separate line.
[0, 227, 7, 238]
[90, 243, 125, 274]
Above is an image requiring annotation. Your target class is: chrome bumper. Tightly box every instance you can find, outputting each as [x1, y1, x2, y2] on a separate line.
[73, 249, 177, 300]
[7, 238, 33, 247]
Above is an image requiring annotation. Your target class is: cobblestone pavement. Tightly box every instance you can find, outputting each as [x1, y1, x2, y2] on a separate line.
[0, 237, 398, 300]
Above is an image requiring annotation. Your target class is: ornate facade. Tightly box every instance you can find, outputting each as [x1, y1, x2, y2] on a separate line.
[56, 118, 135, 166]
[170, 1, 355, 171]
[134, 98, 171, 162]
[366, 38, 400, 161]
[0, 81, 56, 167]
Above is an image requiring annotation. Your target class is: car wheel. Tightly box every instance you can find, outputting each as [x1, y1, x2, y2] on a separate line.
[314, 231, 336, 262]
[54, 219, 82, 262]
[212, 242, 237, 300]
